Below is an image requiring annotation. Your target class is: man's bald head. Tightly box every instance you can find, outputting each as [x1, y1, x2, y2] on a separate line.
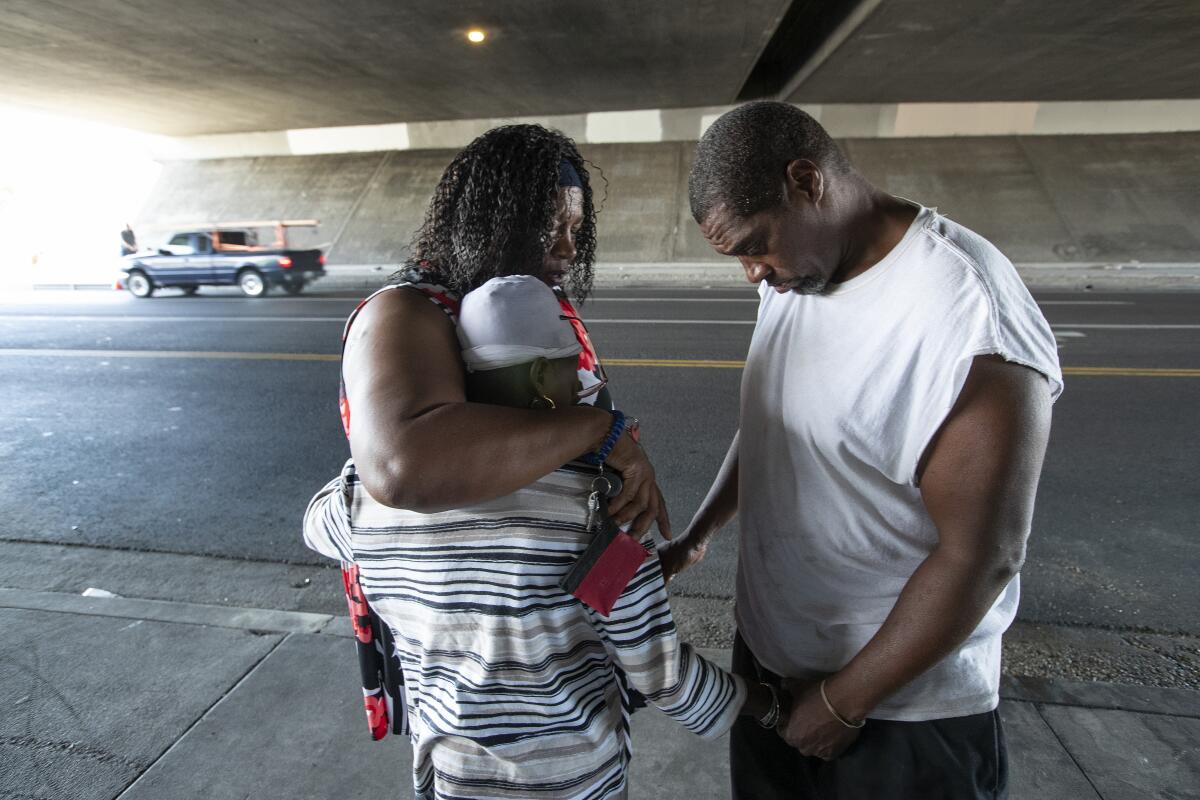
[689, 101, 850, 224]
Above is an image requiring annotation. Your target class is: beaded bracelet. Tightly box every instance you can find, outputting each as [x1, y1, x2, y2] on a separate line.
[581, 410, 626, 466]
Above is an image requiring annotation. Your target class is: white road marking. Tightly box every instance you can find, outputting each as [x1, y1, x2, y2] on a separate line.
[0, 314, 345, 323]
[280, 296, 761, 303]
[1050, 324, 1200, 330]
[5, 348, 1199, 377]
[0, 314, 761, 325]
[583, 318, 756, 325]
[588, 321, 1198, 329]
[81, 295, 1128, 306]
[2, 316, 1198, 330]
[0, 348, 339, 361]
[587, 297, 758, 303]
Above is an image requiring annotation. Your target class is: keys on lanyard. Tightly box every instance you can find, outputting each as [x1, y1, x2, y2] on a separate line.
[563, 467, 644, 617]
[585, 471, 620, 534]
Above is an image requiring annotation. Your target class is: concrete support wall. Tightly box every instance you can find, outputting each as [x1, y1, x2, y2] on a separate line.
[846, 134, 1200, 263]
[137, 133, 1200, 266]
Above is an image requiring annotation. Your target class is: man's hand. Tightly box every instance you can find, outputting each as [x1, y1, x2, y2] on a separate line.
[778, 679, 861, 761]
[656, 499, 733, 581]
[657, 535, 708, 582]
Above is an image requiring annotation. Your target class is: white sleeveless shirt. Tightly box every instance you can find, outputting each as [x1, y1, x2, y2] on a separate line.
[736, 206, 1063, 721]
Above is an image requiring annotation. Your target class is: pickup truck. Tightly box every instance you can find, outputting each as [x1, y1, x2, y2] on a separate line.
[118, 221, 326, 297]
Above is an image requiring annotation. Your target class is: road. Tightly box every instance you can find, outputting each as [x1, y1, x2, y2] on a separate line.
[1, 286, 1197, 652]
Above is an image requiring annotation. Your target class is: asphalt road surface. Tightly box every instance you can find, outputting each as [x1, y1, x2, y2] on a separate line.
[1, 286, 1197, 642]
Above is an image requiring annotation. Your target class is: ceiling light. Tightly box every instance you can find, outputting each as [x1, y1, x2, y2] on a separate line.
[466, 29, 486, 44]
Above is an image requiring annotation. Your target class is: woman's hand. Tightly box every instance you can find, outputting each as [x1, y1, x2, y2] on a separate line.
[605, 431, 671, 539]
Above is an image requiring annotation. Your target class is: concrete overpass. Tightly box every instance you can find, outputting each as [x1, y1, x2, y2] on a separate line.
[3, 0, 1197, 135]
[3, 0, 1199, 272]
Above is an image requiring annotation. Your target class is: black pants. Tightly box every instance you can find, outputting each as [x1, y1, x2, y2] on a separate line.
[730, 633, 1008, 800]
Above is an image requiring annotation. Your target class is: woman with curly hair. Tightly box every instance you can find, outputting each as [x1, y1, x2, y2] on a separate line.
[344, 124, 664, 526]
[304, 125, 680, 766]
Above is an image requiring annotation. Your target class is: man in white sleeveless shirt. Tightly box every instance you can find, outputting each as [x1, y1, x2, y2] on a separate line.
[663, 101, 1063, 799]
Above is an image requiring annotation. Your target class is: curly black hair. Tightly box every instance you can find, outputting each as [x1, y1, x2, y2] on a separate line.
[391, 124, 599, 303]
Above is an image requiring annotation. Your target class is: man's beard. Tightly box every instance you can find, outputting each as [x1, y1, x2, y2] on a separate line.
[790, 274, 830, 295]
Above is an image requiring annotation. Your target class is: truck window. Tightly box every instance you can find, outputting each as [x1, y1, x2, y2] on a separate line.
[168, 234, 190, 246]
[192, 234, 213, 253]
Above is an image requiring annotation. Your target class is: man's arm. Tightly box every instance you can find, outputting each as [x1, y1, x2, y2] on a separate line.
[781, 356, 1052, 759]
[659, 430, 739, 580]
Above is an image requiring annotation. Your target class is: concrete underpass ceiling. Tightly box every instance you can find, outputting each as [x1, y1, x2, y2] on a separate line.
[782, 0, 1200, 104]
[0, 0, 789, 136]
[2, 0, 1198, 138]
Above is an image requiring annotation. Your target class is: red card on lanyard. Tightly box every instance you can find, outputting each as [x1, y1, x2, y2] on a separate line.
[560, 475, 648, 616]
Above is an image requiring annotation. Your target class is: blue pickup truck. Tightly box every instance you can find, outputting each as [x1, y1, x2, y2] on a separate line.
[119, 221, 326, 297]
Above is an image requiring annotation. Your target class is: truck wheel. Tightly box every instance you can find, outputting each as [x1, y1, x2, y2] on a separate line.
[126, 270, 154, 298]
[282, 281, 304, 295]
[237, 269, 267, 297]
[181, 285, 199, 296]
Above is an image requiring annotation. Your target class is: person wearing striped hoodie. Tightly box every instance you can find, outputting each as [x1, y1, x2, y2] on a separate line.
[309, 275, 784, 800]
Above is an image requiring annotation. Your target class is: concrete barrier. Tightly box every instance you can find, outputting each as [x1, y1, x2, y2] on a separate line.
[135, 133, 1200, 270]
[18, 260, 1200, 293]
[330, 150, 454, 265]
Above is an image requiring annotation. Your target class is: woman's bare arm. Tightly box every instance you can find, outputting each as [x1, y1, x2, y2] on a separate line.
[344, 287, 670, 535]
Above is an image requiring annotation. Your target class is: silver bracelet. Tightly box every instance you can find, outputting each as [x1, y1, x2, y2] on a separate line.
[820, 679, 865, 729]
[755, 681, 782, 729]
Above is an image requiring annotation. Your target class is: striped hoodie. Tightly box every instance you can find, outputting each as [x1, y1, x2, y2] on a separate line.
[305, 459, 746, 800]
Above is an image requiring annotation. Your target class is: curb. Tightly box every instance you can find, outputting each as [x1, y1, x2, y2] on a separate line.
[0, 586, 336, 636]
[286, 262, 1200, 292]
[14, 261, 1200, 293]
[1000, 674, 1200, 718]
[5, 586, 1196, 718]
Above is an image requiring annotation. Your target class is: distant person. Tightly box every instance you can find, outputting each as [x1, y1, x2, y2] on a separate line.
[310, 274, 781, 800]
[662, 101, 1063, 799]
[119, 224, 137, 256]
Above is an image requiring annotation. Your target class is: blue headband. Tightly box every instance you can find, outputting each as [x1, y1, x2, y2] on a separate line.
[558, 160, 583, 188]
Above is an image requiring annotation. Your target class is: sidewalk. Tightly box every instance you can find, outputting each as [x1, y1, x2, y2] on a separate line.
[2, 588, 1196, 799]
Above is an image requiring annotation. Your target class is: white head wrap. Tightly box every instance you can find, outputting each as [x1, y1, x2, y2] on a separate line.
[457, 275, 582, 372]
